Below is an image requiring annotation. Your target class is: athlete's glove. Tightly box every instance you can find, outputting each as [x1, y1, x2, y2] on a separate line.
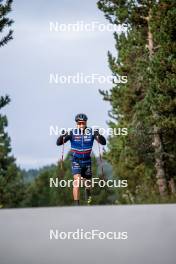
[56, 130, 70, 146]
[94, 129, 106, 145]
[60, 129, 68, 137]
[94, 129, 100, 138]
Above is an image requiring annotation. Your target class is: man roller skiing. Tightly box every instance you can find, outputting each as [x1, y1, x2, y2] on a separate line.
[56, 113, 106, 205]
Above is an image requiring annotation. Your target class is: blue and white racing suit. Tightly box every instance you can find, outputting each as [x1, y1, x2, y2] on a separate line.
[56, 127, 106, 178]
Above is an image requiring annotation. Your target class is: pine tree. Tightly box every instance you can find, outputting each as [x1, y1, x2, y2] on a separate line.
[0, 0, 24, 207]
[97, 0, 176, 202]
[0, 0, 14, 47]
[0, 96, 24, 207]
[145, 1, 176, 195]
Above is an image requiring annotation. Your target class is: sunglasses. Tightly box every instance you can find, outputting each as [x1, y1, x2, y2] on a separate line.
[77, 121, 86, 125]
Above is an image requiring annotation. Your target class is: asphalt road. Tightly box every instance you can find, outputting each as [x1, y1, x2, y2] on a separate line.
[0, 204, 175, 264]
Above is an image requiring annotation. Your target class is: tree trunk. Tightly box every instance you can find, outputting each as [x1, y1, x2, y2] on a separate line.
[147, 9, 168, 196]
[168, 178, 176, 194]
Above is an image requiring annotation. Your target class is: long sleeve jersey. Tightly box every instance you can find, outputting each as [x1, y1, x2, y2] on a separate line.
[56, 127, 106, 159]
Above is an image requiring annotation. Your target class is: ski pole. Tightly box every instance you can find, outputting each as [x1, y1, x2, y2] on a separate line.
[60, 136, 65, 170]
[97, 139, 105, 180]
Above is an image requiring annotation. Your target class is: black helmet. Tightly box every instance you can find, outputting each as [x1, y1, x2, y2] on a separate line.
[75, 113, 88, 122]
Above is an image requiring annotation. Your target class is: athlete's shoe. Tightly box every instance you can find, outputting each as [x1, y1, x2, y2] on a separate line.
[74, 200, 80, 206]
[87, 196, 92, 205]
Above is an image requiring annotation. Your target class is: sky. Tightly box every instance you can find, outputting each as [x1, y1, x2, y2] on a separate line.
[1, 0, 117, 169]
